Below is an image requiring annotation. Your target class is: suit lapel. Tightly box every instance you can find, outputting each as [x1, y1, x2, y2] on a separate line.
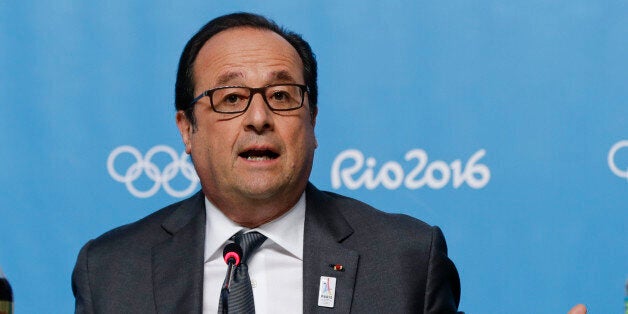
[152, 192, 205, 314]
[303, 184, 359, 313]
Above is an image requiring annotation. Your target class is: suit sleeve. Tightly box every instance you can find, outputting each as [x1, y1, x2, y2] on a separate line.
[423, 226, 461, 313]
[72, 240, 95, 314]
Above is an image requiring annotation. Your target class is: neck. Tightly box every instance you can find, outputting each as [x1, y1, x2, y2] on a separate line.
[227, 208, 290, 228]
[205, 189, 303, 228]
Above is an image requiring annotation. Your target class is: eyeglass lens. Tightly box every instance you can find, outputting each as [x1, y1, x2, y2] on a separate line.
[212, 85, 303, 113]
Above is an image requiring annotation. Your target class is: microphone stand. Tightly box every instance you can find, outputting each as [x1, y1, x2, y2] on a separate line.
[220, 260, 237, 314]
[221, 242, 242, 314]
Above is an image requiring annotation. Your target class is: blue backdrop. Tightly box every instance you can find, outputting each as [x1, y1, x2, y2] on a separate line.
[1, 1, 626, 313]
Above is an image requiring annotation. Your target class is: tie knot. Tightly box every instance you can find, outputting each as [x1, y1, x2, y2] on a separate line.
[233, 231, 267, 263]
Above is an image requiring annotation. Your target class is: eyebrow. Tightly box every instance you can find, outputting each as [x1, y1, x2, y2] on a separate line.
[215, 72, 244, 86]
[272, 70, 297, 83]
[214, 70, 300, 87]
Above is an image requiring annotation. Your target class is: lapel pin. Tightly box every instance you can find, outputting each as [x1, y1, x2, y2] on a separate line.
[329, 264, 344, 271]
[318, 276, 337, 308]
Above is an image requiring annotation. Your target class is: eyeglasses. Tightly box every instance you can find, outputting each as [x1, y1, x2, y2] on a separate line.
[189, 84, 309, 114]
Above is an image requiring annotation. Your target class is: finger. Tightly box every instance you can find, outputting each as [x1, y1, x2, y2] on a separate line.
[567, 304, 587, 314]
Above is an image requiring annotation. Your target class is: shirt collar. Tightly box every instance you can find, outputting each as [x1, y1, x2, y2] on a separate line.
[204, 193, 305, 262]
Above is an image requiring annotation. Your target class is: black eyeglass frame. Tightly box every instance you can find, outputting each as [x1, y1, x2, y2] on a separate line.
[189, 83, 309, 114]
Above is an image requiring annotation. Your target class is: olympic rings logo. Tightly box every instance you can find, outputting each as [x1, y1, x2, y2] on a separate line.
[608, 140, 628, 181]
[107, 145, 199, 198]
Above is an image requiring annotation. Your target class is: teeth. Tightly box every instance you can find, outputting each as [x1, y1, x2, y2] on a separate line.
[246, 156, 271, 161]
[242, 149, 278, 160]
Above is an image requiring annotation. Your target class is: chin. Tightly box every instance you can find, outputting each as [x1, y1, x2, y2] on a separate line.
[238, 180, 287, 199]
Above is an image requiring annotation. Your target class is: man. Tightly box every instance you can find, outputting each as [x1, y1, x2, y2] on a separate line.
[72, 12, 461, 313]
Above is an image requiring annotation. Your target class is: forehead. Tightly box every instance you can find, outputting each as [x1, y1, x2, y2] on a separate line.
[193, 27, 304, 88]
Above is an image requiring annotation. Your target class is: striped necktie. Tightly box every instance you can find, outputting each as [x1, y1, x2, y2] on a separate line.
[219, 231, 267, 313]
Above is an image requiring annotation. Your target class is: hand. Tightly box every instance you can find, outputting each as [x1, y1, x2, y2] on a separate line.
[567, 304, 587, 314]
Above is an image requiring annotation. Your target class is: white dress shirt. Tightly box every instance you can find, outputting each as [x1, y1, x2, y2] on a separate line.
[202, 194, 305, 314]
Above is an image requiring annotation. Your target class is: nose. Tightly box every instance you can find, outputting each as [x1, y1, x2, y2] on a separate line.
[243, 93, 274, 133]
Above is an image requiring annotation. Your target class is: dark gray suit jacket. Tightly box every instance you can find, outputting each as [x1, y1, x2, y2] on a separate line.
[72, 183, 460, 313]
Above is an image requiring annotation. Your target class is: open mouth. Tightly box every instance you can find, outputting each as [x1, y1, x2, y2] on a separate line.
[239, 149, 280, 161]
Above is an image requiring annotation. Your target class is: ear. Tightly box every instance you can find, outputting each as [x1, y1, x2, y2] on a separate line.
[310, 106, 318, 127]
[310, 107, 318, 148]
[176, 111, 193, 154]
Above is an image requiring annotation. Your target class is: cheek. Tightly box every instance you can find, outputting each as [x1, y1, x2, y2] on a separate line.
[191, 126, 219, 157]
[289, 126, 316, 160]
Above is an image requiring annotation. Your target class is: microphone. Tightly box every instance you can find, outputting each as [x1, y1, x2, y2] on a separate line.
[223, 242, 242, 267]
[220, 242, 243, 314]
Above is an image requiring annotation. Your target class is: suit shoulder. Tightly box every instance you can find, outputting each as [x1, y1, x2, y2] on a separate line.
[319, 190, 434, 234]
[85, 195, 197, 254]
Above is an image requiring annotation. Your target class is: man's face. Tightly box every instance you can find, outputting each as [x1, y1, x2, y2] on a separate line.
[177, 27, 317, 214]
